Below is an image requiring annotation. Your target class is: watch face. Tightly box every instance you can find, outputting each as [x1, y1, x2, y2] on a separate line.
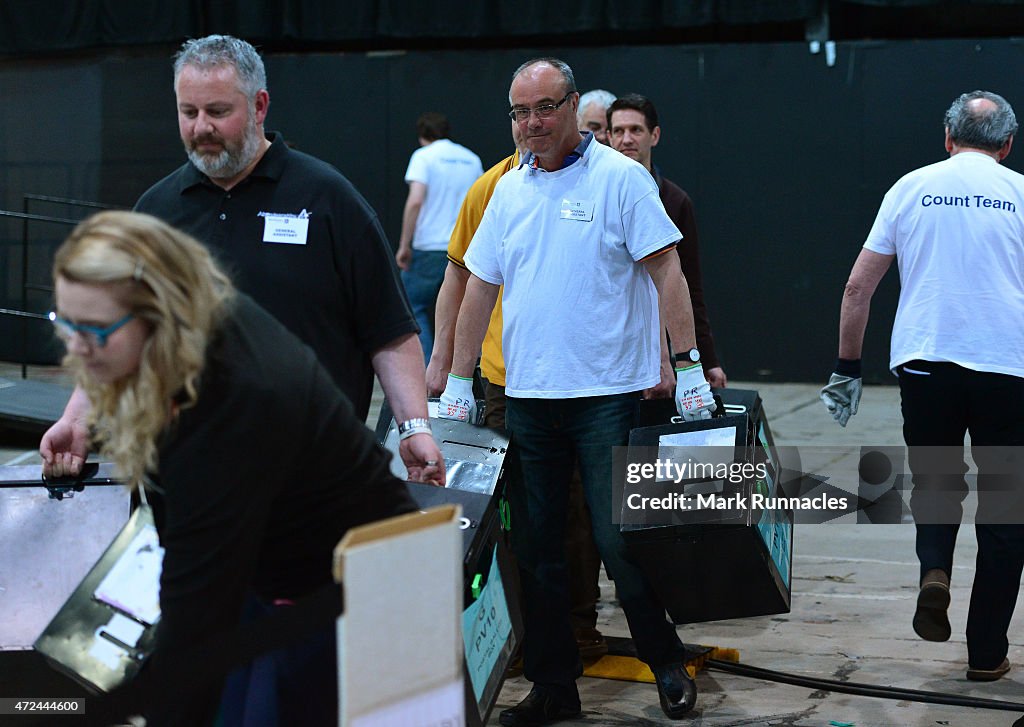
[688, 348, 701, 363]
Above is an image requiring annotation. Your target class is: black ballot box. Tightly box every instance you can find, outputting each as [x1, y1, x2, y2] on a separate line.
[378, 403, 523, 727]
[406, 482, 523, 727]
[620, 388, 794, 624]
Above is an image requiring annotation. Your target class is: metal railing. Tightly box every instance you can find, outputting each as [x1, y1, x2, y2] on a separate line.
[0, 195, 119, 378]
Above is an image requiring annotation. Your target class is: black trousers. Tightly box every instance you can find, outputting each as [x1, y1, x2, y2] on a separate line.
[898, 360, 1024, 669]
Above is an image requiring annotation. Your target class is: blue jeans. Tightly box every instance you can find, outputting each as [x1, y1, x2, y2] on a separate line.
[400, 250, 448, 362]
[505, 394, 685, 697]
[219, 596, 337, 726]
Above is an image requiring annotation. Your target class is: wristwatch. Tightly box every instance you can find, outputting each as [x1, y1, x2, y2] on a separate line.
[674, 347, 700, 365]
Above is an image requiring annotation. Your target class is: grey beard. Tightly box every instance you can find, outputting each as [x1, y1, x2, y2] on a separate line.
[187, 128, 263, 180]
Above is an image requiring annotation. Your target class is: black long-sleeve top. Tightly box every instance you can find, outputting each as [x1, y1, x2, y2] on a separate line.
[656, 172, 722, 370]
[146, 293, 414, 723]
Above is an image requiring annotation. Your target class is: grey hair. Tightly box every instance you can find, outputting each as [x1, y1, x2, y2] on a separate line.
[944, 90, 1018, 152]
[509, 57, 577, 104]
[174, 35, 267, 98]
[577, 89, 617, 123]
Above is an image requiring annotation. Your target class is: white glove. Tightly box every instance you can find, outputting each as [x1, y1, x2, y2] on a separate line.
[675, 364, 716, 421]
[820, 373, 862, 427]
[438, 373, 477, 423]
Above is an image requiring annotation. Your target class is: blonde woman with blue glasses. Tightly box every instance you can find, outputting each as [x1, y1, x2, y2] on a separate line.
[42, 210, 415, 725]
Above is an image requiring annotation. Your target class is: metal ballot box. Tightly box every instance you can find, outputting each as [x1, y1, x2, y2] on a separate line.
[377, 398, 504, 496]
[620, 389, 793, 624]
[0, 463, 133, 694]
[376, 401, 521, 727]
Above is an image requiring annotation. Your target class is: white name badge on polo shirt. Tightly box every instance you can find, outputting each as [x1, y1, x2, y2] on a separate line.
[261, 211, 310, 245]
[560, 198, 595, 222]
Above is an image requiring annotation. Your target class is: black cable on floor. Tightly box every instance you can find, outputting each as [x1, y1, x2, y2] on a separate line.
[707, 658, 1024, 713]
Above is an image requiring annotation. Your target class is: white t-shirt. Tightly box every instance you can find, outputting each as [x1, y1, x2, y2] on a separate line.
[864, 151, 1024, 377]
[404, 138, 483, 251]
[464, 140, 681, 398]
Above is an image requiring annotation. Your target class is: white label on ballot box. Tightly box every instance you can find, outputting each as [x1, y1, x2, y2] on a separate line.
[657, 426, 737, 450]
[656, 426, 738, 482]
[93, 524, 164, 625]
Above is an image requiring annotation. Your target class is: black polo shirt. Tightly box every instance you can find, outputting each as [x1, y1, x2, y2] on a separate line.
[135, 132, 417, 420]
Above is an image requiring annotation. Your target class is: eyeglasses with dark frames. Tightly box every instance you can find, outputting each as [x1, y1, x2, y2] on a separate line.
[49, 312, 135, 348]
[508, 92, 574, 122]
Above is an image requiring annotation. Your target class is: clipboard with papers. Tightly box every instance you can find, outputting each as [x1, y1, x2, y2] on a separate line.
[34, 503, 163, 692]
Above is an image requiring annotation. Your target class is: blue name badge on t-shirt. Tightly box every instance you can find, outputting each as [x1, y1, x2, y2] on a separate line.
[559, 198, 595, 222]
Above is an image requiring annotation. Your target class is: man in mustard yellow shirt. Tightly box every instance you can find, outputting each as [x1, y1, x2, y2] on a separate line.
[424, 125, 520, 418]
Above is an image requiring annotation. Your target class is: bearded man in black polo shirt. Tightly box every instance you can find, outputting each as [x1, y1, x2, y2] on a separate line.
[43, 35, 444, 484]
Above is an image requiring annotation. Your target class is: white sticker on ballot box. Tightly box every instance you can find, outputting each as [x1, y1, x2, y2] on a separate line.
[262, 214, 309, 245]
[559, 198, 595, 222]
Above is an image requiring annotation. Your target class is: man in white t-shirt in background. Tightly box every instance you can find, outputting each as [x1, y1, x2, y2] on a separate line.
[439, 57, 715, 725]
[396, 112, 482, 361]
[822, 90, 1024, 682]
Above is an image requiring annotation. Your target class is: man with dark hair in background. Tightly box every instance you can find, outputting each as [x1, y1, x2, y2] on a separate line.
[396, 112, 482, 361]
[823, 90, 1024, 682]
[608, 93, 727, 390]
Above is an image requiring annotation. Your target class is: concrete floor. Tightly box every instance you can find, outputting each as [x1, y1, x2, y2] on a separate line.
[487, 382, 1024, 727]
[1, 369, 1022, 725]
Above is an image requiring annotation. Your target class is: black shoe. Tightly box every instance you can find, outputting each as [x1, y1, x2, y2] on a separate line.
[574, 627, 609, 660]
[499, 686, 582, 726]
[913, 568, 951, 642]
[652, 663, 697, 719]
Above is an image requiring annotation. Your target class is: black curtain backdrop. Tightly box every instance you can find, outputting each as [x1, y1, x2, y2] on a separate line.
[4, 36, 1024, 380]
[3, 1, 1024, 56]
[3, 1, 1024, 377]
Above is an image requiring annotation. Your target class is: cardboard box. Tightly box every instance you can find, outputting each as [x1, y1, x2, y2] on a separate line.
[334, 505, 464, 727]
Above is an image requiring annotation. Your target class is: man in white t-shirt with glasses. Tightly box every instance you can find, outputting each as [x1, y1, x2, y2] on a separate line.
[439, 57, 715, 725]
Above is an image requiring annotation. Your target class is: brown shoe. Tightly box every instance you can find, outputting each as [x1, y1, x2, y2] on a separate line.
[967, 658, 1011, 682]
[913, 569, 951, 642]
[574, 627, 608, 660]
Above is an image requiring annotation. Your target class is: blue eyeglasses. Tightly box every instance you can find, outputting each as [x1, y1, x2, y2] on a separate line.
[49, 312, 135, 348]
